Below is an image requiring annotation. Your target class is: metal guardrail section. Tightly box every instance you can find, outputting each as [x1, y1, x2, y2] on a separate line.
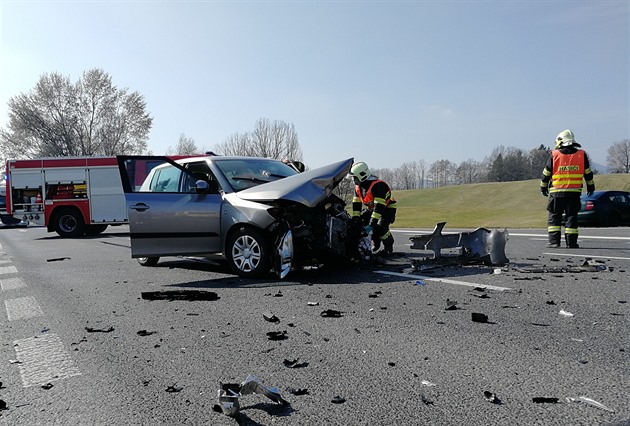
[409, 222, 509, 266]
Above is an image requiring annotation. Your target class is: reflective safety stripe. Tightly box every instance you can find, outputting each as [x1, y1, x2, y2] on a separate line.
[548, 226, 562, 233]
[551, 150, 585, 192]
[565, 228, 579, 235]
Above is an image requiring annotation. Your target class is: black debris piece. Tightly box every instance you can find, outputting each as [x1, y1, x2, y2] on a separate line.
[47, 257, 70, 262]
[137, 330, 156, 336]
[472, 293, 490, 299]
[166, 385, 183, 393]
[267, 331, 288, 341]
[274, 292, 283, 297]
[388, 362, 396, 367]
[0, 399, 6, 410]
[320, 309, 343, 318]
[471, 313, 489, 323]
[41, 383, 54, 390]
[484, 391, 501, 404]
[287, 387, 309, 396]
[546, 300, 557, 305]
[263, 312, 280, 323]
[445, 300, 459, 311]
[85, 326, 115, 333]
[368, 293, 379, 298]
[71, 337, 88, 346]
[212, 404, 223, 413]
[530, 323, 551, 327]
[141, 290, 219, 301]
[283, 359, 309, 368]
[331, 396, 346, 404]
[421, 394, 434, 405]
[532, 397, 559, 404]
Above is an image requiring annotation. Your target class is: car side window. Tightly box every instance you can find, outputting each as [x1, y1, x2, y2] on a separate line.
[149, 166, 182, 192]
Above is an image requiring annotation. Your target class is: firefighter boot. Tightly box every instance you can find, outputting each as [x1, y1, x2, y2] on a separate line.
[382, 235, 394, 255]
[547, 232, 561, 248]
[566, 233, 579, 249]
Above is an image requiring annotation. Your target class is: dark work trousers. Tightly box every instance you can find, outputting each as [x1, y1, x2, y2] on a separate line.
[547, 195, 581, 246]
[361, 208, 396, 249]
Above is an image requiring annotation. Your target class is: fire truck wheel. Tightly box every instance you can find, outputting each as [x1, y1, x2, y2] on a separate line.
[137, 257, 159, 266]
[53, 208, 85, 238]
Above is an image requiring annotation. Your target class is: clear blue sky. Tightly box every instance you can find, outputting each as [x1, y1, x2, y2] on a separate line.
[1, 1, 628, 169]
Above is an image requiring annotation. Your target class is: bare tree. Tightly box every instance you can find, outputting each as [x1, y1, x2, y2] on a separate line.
[167, 133, 200, 155]
[215, 118, 303, 161]
[429, 159, 456, 187]
[0, 68, 151, 162]
[607, 139, 630, 173]
[455, 159, 483, 184]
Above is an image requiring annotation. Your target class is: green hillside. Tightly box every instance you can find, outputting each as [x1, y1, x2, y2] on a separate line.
[393, 174, 630, 229]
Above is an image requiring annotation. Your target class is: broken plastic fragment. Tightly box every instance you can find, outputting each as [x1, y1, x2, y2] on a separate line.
[41, 383, 54, 390]
[566, 396, 614, 412]
[421, 380, 436, 387]
[283, 358, 308, 368]
[559, 309, 574, 317]
[141, 290, 219, 301]
[286, 387, 309, 396]
[240, 375, 288, 405]
[47, 257, 70, 262]
[421, 394, 434, 405]
[137, 330, 156, 336]
[165, 385, 183, 393]
[85, 326, 115, 333]
[307, 302, 319, 306]
[484, 391, 501, 404]
[320, 309, 343, 318]
[532, 397, 559, 404]
[471, 313, 489, 323]
[263, 312, 280, 323]
[331, 396, 346, 404]
[267, 331, 288, 341]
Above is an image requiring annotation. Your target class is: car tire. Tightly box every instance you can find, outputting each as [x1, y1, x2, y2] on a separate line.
[85, 224, 108, 235]
[226, 227, 270, 278]
[137, 257, 159, 266]
[53, 208, 85, 238]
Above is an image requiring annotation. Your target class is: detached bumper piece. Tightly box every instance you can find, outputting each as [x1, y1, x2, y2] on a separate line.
[217, 375, 289, 416]
[410, 222, 509, 266]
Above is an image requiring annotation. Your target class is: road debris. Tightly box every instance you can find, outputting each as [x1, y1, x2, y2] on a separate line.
[286, 387, 309, 396]
[410, 222, 509, 266]
[559, 310, 574, 317]
[320, 309, 343, 318]
[445, 300, 459, 311]
[283, 358, 308, 368]
[421, 394, 435, 405]
[566, 396, 615, 412]
[532, 397, 559, 404]
[263, 312, 280, 323]
[421, 380, 436, 387]
[307, 302, 319, 306]
[331, 396, 346, 404]
[46, 257, 70, 262]
[85, 326, 114, 333]
[137, 330, 156, 336]
[41, 383, 54, 390]
[484, 391, 502, 404]
[141, 290, 219, 301]
[471, 313, 489, 323]
[166, 384, 183, 393]
[217, 375, 289, 416]
[267, 331, 288, 341]
[0, 399, 7, 410]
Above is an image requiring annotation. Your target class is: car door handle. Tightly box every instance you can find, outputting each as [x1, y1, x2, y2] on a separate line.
[130, 203, 150, 212]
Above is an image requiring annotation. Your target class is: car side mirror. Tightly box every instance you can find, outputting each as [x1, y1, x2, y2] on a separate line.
[195, 180, 209, 193]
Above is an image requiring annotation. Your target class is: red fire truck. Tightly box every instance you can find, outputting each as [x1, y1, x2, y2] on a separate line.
[5, 156, 161, 237]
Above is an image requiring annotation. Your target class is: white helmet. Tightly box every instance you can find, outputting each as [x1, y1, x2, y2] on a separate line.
[555, 129, 575, 148]
[349, 162, 370, 182]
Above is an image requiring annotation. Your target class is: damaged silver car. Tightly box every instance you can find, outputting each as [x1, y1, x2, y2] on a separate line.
[116, 155, 362, 278]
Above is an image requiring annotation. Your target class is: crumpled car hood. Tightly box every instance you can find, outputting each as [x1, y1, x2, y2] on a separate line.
[236, 158, 353, 208]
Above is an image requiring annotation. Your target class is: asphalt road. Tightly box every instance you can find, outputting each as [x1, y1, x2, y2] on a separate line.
[0, 225, 628, 426]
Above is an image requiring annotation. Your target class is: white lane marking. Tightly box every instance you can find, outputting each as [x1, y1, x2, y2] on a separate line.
[542, 253, 630, 261]
[1, 277, 27, 291]
[393, 230, 630, 241]
[0, 260, 12, 266]
[375, 270, 511, 291]
[0, 265, 18, 275]
[5, 296, 44, 321]
[13, 333, 81, 387]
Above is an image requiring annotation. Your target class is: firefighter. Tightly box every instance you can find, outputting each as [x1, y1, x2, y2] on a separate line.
[349, 161, 397, 255]
[540, 130, 595, 248]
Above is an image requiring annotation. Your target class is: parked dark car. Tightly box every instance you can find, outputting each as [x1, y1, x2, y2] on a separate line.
[577, 190, 630, 227]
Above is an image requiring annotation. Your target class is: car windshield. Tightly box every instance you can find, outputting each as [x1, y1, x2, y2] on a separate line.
[214, 159, 299, 192]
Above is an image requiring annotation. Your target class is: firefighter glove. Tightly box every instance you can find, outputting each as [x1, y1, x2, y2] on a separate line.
[364, 225, 373, 235]
[587, 184, 595, 197]
[541, 188, 549, 197]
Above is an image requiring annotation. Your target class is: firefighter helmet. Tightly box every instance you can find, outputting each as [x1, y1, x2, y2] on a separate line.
[349, 162, 370, 182]
[555, 129, 575, 148]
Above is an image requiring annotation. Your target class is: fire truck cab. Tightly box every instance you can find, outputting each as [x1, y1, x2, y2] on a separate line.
[6, 157, 127, 237]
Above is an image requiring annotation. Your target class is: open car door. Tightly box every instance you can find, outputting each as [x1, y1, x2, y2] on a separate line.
[116, 156, 222, 259]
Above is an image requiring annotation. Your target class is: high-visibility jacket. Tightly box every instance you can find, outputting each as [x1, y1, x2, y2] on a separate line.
[354, 179, 395, 210]
[550, 149, 585, 193]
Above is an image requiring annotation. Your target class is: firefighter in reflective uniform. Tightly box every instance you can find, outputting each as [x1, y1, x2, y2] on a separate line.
[349, 162, 397, 254]
[540, 130, 595, 248]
